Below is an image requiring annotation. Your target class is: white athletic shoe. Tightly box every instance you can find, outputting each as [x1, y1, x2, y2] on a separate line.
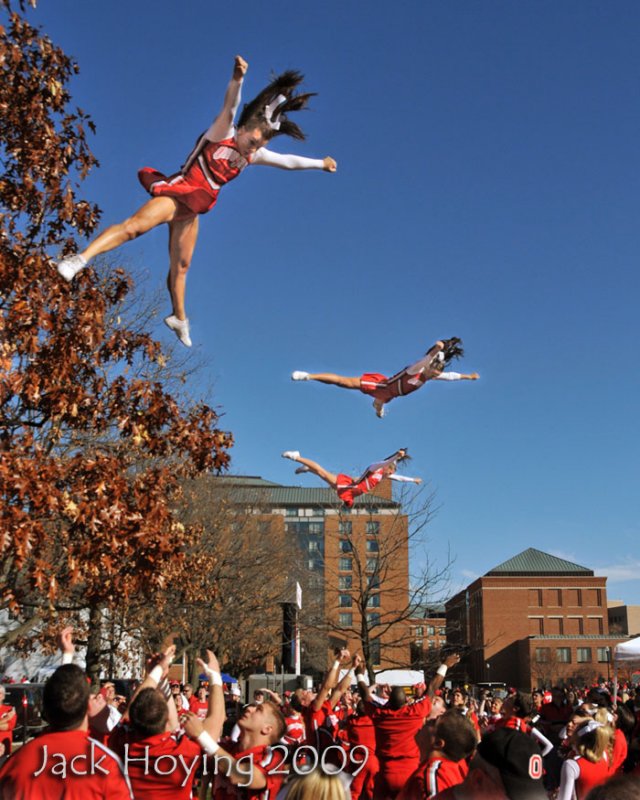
[291, 371, 310, 381]
[373, 400, 386, 419]
[282, 451, 301, 461]
[57, 254, 87, 282]
[295, 465, 310, 474]
[164, 315, 192, 348]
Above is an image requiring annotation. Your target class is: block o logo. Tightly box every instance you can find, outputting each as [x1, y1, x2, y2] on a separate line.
[528, 754, 543, 779]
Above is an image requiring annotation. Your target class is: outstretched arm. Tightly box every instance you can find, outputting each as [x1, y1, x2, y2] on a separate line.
[252, 149, 337, 171]
[427, 653, 460, 697]
[388, 474, 422, 484]
[312, 649, 350, 711]
[205, 55, 248, 142]
[434, 372, 479, 381]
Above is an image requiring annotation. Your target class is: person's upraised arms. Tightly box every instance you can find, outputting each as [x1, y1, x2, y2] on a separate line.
[312, 648, 350, 711]
[252, 149, 336, 171]
[205, 55, 247, 143]
[197, 649, 226, 739]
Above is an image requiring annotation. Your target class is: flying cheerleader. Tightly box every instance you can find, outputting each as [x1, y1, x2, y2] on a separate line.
[281, 448, 422, 508]
[56, 56, 336, 346]
[291, 338, 479, 417]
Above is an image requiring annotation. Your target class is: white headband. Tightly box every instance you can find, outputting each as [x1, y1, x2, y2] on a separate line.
[264, 94, 287, 130]
[578, 720, 603, 737]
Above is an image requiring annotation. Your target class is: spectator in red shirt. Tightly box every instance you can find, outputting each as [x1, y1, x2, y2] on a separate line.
[0, 687, 17, 756]
[189, 684, 209, 719]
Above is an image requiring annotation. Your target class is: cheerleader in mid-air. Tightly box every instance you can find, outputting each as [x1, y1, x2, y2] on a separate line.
[57, 56, 336, 346]
[291, 338, 478, 417]
[281, 449, 422, 508]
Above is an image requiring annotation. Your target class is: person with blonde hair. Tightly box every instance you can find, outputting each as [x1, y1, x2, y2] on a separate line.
[557, 719, 611, 800]
[278, 770, 349, 800]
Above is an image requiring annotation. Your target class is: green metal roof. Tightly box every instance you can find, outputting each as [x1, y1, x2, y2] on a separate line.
[486, 548, 593, 577]
[211, 475, 400, 509]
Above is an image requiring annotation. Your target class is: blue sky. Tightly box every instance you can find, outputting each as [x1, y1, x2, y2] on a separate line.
[31, 1, 639, 602]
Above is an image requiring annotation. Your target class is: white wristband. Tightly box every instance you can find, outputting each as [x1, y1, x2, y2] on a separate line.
[62, 652, 73, 665]
[149, 665, 163, 684]
[332, 660, 340, 671]
[437, 664, 448, 677]
[197, 730, 219, 754]
[202, 666, 223, 686]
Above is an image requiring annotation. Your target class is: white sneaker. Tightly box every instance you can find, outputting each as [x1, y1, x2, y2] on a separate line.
[164, 315, 192, 348]
[282, 451, 300, 461]
[57, 254, 87, 282]
[373, 400, 386, 418]
[295, 465, 310, 474]
[291, 371, 310, 381]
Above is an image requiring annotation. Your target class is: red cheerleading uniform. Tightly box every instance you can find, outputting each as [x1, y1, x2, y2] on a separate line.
[211, 740, 286, 800]
[336, 469, 384, 509]
[189, 696, 209, 720]
[359, 345, 444, 405]
[366, 696, 432, 799]
[0, 728, 132, 800]
[138, 136, 251, 221]
[108, 726, 202, 800]
[572, 755, 610, 799]
[610, 727, 628, 774]
[284, 713, 306, 746]
[399, 755, 468, 800]
[345, 714, 379, 800]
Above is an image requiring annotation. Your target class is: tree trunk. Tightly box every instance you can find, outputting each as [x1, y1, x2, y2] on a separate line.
[85, 604, 104, 688]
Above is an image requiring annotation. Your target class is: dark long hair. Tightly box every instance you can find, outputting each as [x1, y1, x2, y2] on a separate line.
[441, 337, 464, 364]
[237, 70, 316, 141]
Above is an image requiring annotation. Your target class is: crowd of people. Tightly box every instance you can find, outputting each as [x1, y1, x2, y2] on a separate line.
[1, 632, 640, 799]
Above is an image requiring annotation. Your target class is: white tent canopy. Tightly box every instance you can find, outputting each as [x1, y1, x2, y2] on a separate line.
[613, 636, 640, 706]
[613, 636, 640, 664]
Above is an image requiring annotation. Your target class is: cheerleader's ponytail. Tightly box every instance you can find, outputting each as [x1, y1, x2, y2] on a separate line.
[237, 70, 316, 141]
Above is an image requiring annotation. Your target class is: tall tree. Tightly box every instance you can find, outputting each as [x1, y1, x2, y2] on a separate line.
[0, 1, 232, 680]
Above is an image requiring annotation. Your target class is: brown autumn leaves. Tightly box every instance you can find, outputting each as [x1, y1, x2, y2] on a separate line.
[0, 5, 235, 661]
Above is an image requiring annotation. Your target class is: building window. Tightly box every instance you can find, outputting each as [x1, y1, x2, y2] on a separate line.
[285, 508, 298, 517]
[339, 540, 353, 553]
[339, 613, 353, 627]
[428, 640, 435, 649]
[535, 648, 550, 663]
[308, 540, 320, 553]
[366, 539, 380, 553]
[339, 521, 352, 534]
[528, 589, 543, 607]
[309, 521, 324, 534]
[426, 625, 435, 636]
[577, 648, 592, 663]
[597, 647, 610, 663]
[339, 557, 352, 571]
[367, 594, 380, 608]
[366, 558, 379, 573]
[370, 640, 381, 665]
[438, 627, 446, 636]
[414, 626, 424, 637]
[339, 594, 352, 608]
[367, 574, 380, 589]
[366, 521, 380, 535]
[556, 648, 571, 664]
[339, 576, 352, 590]
[367, 612, 381, 627]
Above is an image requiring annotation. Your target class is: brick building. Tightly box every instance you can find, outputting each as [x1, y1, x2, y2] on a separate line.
[216, 475, 411, 671]
[446, 548, 627, 689]
[409, 604, 447, 670]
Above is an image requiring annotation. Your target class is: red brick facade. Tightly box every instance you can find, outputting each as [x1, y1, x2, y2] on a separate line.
[447, 565, 628, 689]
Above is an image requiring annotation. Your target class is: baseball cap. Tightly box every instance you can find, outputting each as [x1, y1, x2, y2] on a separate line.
[231, 686, 241, 697]
[477, 729, 546, 800]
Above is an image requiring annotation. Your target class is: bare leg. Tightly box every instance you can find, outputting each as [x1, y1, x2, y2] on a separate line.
[295, 456, 338, 489]
[307, 373, 361, 390]
[166, 215, 199, 320]
[80, 197, 180, 261]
